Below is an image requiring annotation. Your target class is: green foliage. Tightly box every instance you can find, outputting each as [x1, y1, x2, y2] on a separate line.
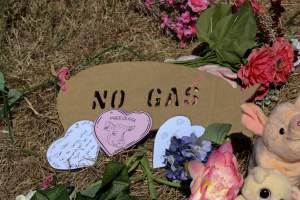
[30, 161, 139, 200]
[0, 72, 4, 91]
[31, 185, 73, 200]
[173, 3, 257, 71]
[200, 123, 232, 145]
[0, 72, 24, 118]
[78, 161, 138, 200]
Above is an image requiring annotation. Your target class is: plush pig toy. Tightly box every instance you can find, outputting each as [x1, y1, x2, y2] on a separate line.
[241, 96, 300, 186]
[236, 167, 300, 200]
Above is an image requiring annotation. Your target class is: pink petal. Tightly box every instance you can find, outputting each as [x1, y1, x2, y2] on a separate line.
[188, 160, 205, 179]
[199, 65, 238, 88]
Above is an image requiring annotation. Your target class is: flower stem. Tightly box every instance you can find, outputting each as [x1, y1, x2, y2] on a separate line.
[130, 175, 146, 183]
[152, 176, 181, 188]
[139, 146, 157, 200]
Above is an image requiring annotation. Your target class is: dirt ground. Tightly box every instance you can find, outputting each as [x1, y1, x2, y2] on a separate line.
[0, 0, 300, 199]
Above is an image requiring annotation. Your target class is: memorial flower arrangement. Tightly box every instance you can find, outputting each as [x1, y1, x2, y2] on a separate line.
[145, 0, 299, 102]
[6, 1, 299, 200]
[144, 0, 210, 48]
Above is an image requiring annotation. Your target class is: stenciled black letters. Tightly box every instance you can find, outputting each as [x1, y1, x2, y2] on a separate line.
[147, 88, 161, 107]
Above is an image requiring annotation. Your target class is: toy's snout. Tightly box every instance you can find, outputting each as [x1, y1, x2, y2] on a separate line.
[290, 114, 300, 132]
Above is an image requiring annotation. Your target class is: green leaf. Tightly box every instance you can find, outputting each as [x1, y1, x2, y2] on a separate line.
[212, 3, 256, 65]
[197, 4, 232, 45]
[200, 123, 232, 144]
[115, 192, 139, 200]
[80, 161, 130, 199]
[8, 89, 23, 105]
[195, 2, 256, 66]
[32, 185, 70, 200]
[31, 192, 48, 200]
[101, 161, 125, 187]
[0, 72, 4, 92]
[0, 89, 23, 119]
[80, 180, 102, 198]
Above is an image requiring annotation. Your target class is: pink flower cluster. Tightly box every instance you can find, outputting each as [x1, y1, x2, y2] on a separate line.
[145, 0, 210, 48]
[237, 37, 294, 100]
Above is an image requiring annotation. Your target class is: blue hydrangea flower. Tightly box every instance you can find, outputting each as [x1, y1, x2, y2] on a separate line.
[164, 133, 213, 181]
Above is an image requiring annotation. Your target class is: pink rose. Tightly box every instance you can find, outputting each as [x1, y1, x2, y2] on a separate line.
[188, 0, 209, 13]
[272, 37, 294, 84]
[188, 142, 243, 200]
[234, 0, 265, 14]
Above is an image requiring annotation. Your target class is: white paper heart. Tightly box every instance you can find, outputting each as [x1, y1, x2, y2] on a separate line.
[47, 120, 100, 170]
[153, 116, 205, 168]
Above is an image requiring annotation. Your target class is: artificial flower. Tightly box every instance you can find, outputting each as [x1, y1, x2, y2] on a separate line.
[57, 67, 70, 92]
[166, 0, 175, 6]
[237, 46, 276, 88]
[179, 11, 192, 24]
[164, 133, 212, 181]
[41, 175, 55, 189]
[15, 191, 36, 200]
[161, 14, 172, 29]
[144, 0, 154, 9]
[188, 0, 209, 13]
[234, 0, 265, 14]
[188, 142, 243, 200]
[272, 37, 294, 84]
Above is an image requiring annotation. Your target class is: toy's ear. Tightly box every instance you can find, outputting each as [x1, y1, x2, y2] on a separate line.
[291, 186, 300, 200]
[241, 103, 268, 136]
[295, 95, 300, 108]
[251, 167, 268, 183]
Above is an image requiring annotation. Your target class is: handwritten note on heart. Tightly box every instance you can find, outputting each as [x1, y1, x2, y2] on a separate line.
[153, 116, 205, 168]
[94, 110, 152, 156]
[47, 120, 100, 170]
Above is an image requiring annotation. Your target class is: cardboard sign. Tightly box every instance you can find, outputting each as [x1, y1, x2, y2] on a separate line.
[57, 62, 256, 133]
[47, 120, 100, 170]
[94, 110, 152, 156]
[153, 116, 205, 168]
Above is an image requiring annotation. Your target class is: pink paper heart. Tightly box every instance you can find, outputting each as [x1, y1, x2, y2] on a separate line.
[94, 110, 152, 156]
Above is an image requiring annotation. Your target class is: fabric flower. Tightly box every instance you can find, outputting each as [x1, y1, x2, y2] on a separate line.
[188, 142, 243, 200]
[164, 133, 213, 181]
[166, 0, 174, 6]
[234, 0, 265, 14]
[144, 0, 154, 9]
[188, 0, 209, 13]
[272, 37, 294, 84]
[41, 175, 55, 189]
[161, 14, 173, 29]
[237, 46, 276, 88]
[179, 11, 191, 24]
[57, 67, 70, 92]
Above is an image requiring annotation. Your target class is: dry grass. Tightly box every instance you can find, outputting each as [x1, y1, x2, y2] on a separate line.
[0, 0, 300, 199]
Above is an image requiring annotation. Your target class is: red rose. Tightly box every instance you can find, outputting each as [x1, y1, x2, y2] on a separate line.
[234, 0, 265, 14]
[237, 46, 276, 88]
[272, 37, 294, 84]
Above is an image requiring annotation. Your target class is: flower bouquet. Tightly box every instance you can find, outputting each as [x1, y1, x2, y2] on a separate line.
[162, 123, 244, 199]
[145, 0, 300, 102]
